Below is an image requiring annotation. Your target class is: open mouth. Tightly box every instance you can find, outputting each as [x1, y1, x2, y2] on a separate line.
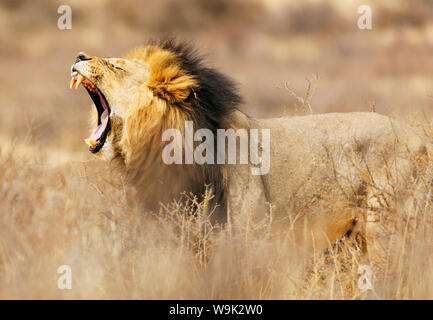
[70, 71, 111, 153]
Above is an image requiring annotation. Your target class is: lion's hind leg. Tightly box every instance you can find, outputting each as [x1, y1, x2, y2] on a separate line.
[362, 186, 417, 297]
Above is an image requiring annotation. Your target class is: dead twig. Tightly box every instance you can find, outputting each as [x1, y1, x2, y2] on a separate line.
[284, 73, 319, 114]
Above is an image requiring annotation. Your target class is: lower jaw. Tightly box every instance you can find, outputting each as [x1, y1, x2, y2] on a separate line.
[90, 121, 111, 153]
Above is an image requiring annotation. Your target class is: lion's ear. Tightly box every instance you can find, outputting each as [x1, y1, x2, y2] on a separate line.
[147, 73, 197, 103]
[147, 67, 197, 103]
[145, 50, 198, 104]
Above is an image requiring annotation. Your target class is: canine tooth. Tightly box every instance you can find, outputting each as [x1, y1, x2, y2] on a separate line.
[75, 74, 85, 89]
[84, 138, 98, 148]
[69, 77, 76, 89]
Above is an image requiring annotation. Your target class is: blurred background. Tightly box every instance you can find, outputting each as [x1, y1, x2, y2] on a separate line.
[1, 0, 433, 299]
[1, 0, 433, 164]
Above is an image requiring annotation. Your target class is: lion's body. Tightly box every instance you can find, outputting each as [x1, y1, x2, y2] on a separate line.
[228, 112, 430, 249]
[71, 39, 432, 285]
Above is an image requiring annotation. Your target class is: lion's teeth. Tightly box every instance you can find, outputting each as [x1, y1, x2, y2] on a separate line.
[75, 74, 85, 89]
[69, 77, 76, 89]
[84, 138, 98, 148]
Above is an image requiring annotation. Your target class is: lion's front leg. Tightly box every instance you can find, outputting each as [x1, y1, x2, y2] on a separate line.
[225, 164, 270, 232]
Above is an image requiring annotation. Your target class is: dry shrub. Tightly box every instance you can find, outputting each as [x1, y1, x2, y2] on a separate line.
[108, 0, 264, 33]
[268, 2, 347, 35]
[376, 0, 433, 29]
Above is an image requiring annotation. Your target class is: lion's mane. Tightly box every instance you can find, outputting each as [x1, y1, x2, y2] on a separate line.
[119, 39, 242, 215]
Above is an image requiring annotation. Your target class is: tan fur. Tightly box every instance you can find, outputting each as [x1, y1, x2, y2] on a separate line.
[72, 42, 433, 286]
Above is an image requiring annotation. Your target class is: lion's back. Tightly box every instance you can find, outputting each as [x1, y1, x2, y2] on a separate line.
[253, 112, 429, 219]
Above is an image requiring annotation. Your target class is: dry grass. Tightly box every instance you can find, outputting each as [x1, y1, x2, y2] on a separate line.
[1, 125, 433, 300]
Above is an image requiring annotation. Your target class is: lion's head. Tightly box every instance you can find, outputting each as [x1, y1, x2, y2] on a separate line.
[70, 39, 242, 211]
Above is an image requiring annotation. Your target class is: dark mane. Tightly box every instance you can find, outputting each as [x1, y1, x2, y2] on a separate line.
[152, 37, 243, 130]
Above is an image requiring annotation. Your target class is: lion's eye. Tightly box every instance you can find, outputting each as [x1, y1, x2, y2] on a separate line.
[110, 63, 124, 71]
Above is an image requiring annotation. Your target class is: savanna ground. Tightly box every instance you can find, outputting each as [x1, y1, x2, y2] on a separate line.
[1, 0, 433, 299]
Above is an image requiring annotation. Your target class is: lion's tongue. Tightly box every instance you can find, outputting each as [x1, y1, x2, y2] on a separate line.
[89, 109, 109, 141]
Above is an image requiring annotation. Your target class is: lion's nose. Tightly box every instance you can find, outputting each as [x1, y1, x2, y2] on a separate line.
[76, 52, 92, 63]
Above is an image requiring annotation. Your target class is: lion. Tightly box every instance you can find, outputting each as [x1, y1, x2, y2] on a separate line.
[70, 39, 432, 287]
